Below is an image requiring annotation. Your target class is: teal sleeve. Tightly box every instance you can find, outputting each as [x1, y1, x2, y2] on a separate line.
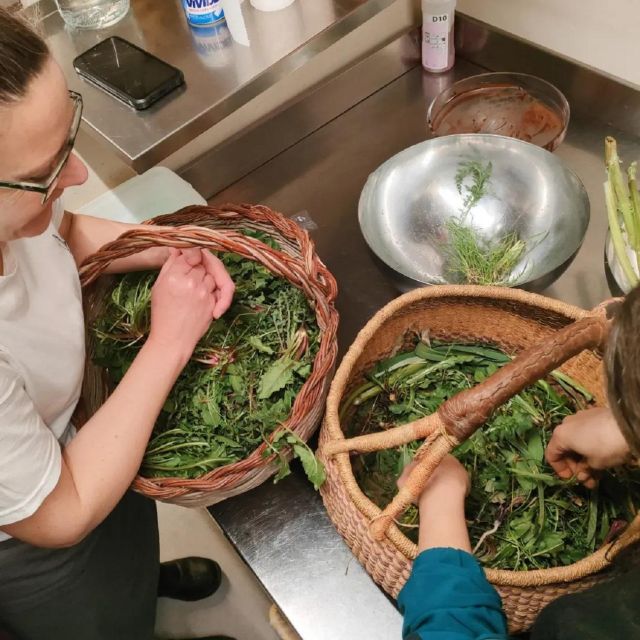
[398, 548, 509, 640]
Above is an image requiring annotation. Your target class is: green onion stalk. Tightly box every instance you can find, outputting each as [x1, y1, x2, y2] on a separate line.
[605, 136, 640, 287]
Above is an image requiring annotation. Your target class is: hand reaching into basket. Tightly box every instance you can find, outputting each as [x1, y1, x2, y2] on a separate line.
[149, 249, 227, 362]
[398, 455, 472, 553]
[200, 248, 235, 318]
[175, 247, 235, 319]
[546, 407, 632, 489]
[397, 456, 509, 640]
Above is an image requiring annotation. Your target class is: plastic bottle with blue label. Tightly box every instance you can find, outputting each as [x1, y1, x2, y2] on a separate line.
[191, 22, 232, 68]
[182, 0, 225, 27]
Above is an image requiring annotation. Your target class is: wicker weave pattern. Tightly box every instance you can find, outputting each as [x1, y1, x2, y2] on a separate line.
[80, 204, 338, 507]
[319, 285, 640, 633]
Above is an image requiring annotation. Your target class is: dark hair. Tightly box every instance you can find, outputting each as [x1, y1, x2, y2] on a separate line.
[0, 8, 49, 105]
[605, 286, 640, 457]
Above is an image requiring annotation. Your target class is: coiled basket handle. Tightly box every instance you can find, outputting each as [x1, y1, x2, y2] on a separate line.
[78, 224, 337, 306]
[323, 307, 613, 541]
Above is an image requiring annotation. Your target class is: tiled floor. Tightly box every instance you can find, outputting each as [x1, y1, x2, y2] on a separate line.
[155, 503, 280, 640]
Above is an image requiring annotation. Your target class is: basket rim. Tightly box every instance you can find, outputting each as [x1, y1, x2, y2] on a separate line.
[321, 284, 640, 587]
[81, 204, 338, 498]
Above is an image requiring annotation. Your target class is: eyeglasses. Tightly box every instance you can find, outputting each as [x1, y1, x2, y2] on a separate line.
[0, 91, 84, 204]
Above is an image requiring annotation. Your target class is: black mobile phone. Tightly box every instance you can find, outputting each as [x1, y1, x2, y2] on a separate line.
[73, 36, 184, 110]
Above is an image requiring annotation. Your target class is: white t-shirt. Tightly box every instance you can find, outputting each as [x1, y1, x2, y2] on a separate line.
[0, 201, 85, 540]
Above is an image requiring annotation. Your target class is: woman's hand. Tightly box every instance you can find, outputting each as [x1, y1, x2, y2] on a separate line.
[179, 248, 235, 319]
[546, 407, 632, 489]
[201, 249, 235, 318]
[148, 249, 218, 363]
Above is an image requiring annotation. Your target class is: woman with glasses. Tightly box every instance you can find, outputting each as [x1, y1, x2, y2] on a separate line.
[0, 10, 235, 640]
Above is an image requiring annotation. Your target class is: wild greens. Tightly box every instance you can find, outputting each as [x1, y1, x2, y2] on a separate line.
[445, 159, 528, 286]
[455, 159, 493, 217]
[444, 221, 527, 286]
[92, 235, 324, 487]
[345, 338, 640, 570]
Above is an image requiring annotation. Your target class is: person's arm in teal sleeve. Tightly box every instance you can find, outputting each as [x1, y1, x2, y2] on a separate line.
[396, 456, 509, 640]
[399, 548, 508, 640]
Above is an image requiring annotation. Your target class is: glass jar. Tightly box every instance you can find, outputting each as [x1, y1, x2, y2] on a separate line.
[55, 0, 130, 30]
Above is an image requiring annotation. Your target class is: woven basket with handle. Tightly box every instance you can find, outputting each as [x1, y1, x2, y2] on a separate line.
[318, 285, 640, 633]
[79, 204, 338, 508]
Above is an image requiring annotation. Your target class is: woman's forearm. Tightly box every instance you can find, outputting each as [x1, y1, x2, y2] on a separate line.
[63, 336, 189, 527]
[418, 492, 472, 553]
[61, 212, 169, 272]
[1, 338, 189, 547]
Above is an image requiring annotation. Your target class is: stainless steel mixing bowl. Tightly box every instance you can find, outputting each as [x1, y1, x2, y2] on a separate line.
[358, 134, 590, 289]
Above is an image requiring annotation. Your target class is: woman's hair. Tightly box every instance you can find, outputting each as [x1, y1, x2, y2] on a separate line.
[605, 286, 640, 457]
[0, 8, 49, 105]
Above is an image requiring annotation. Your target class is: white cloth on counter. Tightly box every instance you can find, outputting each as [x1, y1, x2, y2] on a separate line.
[76, 166, 206, 223]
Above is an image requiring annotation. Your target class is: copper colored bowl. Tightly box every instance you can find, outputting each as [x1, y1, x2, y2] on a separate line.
[427, 72, 570, 152]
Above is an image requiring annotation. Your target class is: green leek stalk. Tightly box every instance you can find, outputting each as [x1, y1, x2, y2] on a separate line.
[605, 180, 639, 288]
[628, 161, 640, 268]
[606, 137, 639, 250]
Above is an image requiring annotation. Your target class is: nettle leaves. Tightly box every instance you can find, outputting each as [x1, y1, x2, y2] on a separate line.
[345, 339, 640, 570]
[92, 236, 325, 489]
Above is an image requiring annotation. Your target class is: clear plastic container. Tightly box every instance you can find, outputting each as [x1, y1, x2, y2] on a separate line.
[55, 0, 129, 29]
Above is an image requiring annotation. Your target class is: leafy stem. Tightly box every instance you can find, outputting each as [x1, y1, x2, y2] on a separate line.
[455, 159, 493, 217]
[264, 428, 326, 490]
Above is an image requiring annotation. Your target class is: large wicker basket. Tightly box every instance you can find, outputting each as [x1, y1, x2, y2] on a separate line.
[79, 204, 338, 507]
[318, 285, 640, 633]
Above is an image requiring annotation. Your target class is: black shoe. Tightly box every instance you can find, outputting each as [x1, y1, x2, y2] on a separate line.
[158, 557, 223, 601]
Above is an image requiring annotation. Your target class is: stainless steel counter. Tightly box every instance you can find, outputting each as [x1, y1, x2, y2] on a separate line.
[207, 20, 640, 640]
[32, 0, 396, 170]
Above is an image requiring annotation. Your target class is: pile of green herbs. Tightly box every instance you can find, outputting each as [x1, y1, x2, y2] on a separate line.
[92, 232, 325, 488]
[345, 338, 640, 570]
[444, 160, 527, 286]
